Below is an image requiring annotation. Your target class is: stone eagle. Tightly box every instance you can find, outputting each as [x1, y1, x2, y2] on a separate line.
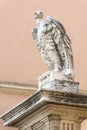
[32, 10, 74, 80]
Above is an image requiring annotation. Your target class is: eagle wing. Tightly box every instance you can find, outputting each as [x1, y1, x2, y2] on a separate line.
[46, 16, 73, 55]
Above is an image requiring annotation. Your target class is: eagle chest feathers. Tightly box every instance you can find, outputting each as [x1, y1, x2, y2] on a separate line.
[36, 24, 61, 70]
[37, 22, 57, 52]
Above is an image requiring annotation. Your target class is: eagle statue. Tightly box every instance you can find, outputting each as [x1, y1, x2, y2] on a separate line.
[32, 10, 74, 81]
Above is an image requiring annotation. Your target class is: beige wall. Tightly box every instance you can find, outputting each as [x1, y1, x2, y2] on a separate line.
[0, 0, 87, 130]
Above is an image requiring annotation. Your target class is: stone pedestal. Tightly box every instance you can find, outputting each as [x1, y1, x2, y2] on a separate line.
[38, 71, 79, 93]
[1, 89, 87, 130]
[39, 79, 79, 93]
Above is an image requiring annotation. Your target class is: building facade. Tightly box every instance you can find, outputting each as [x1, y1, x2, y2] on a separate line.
[0, 0, 87, 130]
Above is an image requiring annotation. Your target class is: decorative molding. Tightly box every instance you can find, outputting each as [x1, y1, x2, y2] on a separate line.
[0, 81, 37, 95]
[0, 80, 87, 95]
[79, 89, 87, 94]
[0, 89, 87, 129]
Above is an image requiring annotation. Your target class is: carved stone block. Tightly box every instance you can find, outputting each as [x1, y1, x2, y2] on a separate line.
[39, 79, 79, 93]
[38, 71, 79, 93]
[1, 90, 87, 130]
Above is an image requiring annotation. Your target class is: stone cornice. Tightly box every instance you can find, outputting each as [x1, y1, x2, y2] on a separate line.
[0, 81, 37, 95]
[0, 89, 87, 127]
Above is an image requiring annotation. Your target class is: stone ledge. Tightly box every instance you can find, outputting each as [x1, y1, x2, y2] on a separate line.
[0, 81, 37, 95]
[0, 80, 86, 95]
[1, 89, 87, 127]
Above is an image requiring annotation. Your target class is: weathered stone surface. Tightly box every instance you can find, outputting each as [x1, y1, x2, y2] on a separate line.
[0, 10, 86, 130]
[32, 10, 74, 83]
[0, 89, 87, 130]
[38, 79, 79, 93]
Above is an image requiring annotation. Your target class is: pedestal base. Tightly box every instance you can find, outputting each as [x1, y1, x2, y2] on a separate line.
[38, 71, 79, 93]
[39, 80, 79, 93]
